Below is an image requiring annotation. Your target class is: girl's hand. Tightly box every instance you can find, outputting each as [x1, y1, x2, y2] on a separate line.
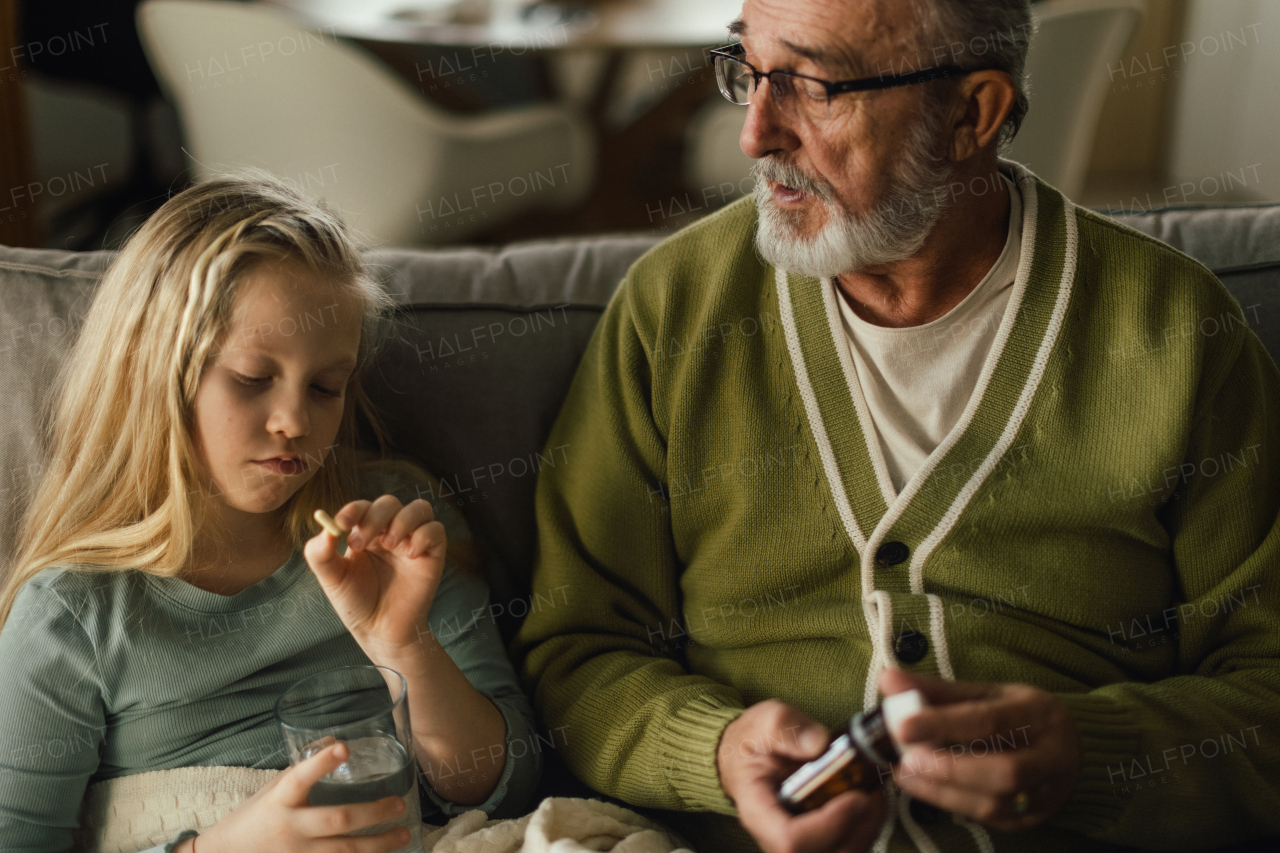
[304, 495, 447, 657]
[190, 741, 412, 853]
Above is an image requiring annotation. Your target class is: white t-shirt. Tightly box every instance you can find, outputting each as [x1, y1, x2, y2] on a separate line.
[836, 173, 1023, 494]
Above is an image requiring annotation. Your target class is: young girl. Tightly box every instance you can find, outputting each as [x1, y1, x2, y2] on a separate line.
[0, 175, 539, 852]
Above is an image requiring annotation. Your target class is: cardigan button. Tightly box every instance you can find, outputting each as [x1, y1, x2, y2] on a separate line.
[894, 631, 929, 664]
[875, 541, 909, 567]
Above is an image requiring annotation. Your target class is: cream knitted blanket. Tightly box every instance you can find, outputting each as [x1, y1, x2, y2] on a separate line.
[71, 766, 694, 853]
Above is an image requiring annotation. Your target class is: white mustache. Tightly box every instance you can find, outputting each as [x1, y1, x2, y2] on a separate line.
[751, 158, 834, 202]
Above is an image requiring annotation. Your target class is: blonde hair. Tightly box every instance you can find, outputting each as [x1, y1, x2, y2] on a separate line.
[0, 173, 410, 629]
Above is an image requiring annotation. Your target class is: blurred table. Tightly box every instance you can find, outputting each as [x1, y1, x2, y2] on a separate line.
[259, 0, 742, 243]
[262, 0, 742, 49]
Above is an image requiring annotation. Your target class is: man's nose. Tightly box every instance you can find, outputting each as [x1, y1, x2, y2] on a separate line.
[739, 78, 797, 161]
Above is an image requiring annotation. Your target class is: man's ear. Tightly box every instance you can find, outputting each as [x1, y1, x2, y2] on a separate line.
[949, 70, 1017, 163]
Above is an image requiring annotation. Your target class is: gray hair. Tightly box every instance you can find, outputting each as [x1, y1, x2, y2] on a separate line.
[911, 0, 1036, 154]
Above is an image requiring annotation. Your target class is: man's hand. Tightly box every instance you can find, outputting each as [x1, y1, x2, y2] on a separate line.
[879, 669, 1081, 831]
[717, 700, 887, 853]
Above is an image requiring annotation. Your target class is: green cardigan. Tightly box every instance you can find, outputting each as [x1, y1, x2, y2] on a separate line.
[513, 161, 1280, 852]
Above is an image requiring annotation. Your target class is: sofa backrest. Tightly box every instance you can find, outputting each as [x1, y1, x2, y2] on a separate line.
[1105, 203, 1280, 361]
[2, 203, 1279, 639]
[356, 237, 658, 613]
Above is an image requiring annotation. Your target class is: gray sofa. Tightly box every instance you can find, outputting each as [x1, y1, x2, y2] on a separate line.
[2, 201, 1280, 807]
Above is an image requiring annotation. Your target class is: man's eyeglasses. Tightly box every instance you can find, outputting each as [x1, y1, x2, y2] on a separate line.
[710, 42, 975, 123]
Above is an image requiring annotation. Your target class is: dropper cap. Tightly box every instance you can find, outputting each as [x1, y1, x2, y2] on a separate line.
[881, 689, 925, 744]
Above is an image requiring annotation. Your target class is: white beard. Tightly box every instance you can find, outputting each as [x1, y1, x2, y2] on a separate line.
[753, 107, 957, 280]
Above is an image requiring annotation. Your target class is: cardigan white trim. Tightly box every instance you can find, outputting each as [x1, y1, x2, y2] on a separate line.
[871, 782, 900, 853]
[861, 164, 1039, 596]
[897, 160, 1076, 853]
[897, 791, 945, 853]
[775, 267, 868, 554]
[958, 813, 999, 853]
[926, 594, 956, 682]
[861, 590, 897, 710]
[904, 164, 1078, 646]
[821, 278, 898, 505]
[774, 160, 1075, 853]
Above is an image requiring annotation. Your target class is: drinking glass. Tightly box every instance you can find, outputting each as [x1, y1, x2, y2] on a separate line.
[276, 664, 424, 853]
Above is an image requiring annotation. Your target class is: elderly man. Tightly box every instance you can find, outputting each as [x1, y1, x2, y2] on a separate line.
[514, 0, 1280, 851]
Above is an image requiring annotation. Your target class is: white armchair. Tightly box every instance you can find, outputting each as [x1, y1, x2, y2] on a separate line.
[136, 0, 597, 246]
[1007, 0, 1145, 199]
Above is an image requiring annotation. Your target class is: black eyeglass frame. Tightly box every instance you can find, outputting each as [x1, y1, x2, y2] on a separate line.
[710, 42, 976, 105]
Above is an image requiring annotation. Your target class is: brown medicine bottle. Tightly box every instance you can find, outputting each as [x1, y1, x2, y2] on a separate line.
[778, 690, 924, 813]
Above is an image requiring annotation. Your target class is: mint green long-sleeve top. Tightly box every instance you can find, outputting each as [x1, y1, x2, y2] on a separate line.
[513, 161, 1280, 852]
[0, 467, 540, 852]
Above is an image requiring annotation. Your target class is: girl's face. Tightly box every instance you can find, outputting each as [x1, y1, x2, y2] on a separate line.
[191, 259, 364, 518]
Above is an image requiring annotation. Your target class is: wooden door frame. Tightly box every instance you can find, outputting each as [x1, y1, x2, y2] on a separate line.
[0, 0, 41, 247]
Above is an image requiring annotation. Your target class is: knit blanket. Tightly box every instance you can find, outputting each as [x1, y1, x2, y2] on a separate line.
[421, 798, 694, 853]
[71, 766, 694, 853]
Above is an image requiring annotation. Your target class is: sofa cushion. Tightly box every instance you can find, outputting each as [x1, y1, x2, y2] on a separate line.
[359, 237, 658, 612]
[1106, 204, 1280, 362]
[0, 247, 113, 590]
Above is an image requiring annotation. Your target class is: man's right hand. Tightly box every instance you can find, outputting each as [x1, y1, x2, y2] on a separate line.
[717, 700, 887, 853]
